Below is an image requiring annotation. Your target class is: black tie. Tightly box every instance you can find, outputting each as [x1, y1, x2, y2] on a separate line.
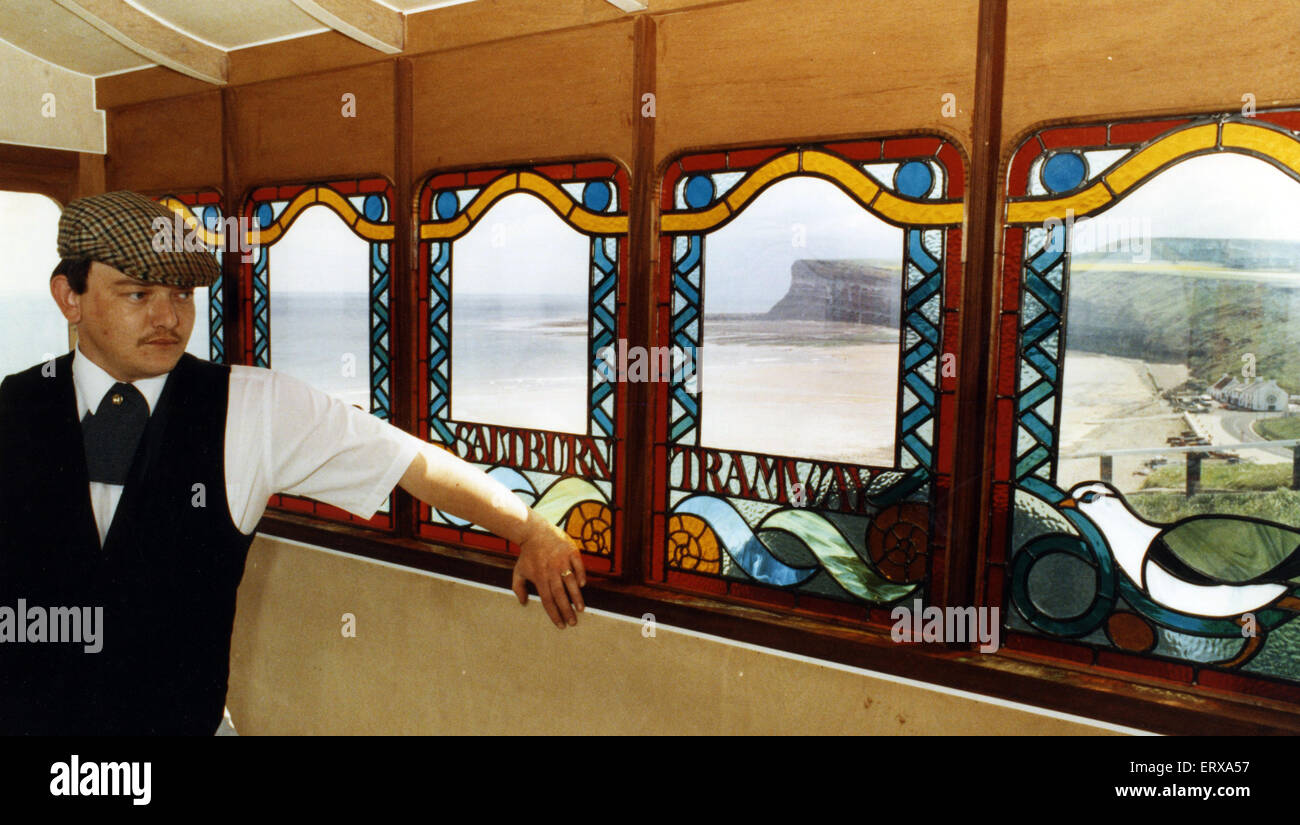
[82, 382, 149, 485]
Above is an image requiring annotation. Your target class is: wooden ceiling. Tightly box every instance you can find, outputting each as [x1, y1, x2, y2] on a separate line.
[0, 0, 647, 84]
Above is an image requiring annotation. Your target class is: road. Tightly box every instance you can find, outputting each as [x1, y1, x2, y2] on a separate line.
[1199, 407, 1293, 463]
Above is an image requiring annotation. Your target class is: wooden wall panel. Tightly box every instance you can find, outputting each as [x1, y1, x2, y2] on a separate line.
[76, 152, 106, 199]
[0, 145, 80, 204]
[96, 67, 215, 111]
[655, 0, 978, 159]
[106, 92, 223, 194]
[404, 0, 625, 55]
[227, 33, 391, 89]
[1003, 0, 1300, 148]
[410, 20, 635, 174]
[231, 62, 395, 188]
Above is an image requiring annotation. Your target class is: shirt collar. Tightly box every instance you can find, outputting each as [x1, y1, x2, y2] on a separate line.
[72, 346, 169, 419]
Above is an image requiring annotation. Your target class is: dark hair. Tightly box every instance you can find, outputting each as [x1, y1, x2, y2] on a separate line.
[51, 258, 91, 294]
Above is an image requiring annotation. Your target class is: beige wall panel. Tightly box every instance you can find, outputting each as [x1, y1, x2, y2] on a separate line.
[410, 21, 635, 173]
[227, 536, 1130, 735]
[1004, 0, 1300, 149]
[231, 62, 395, 188]
[106, 92, 223, 193]
[0, 40, 105, 154]
[656, 0, 976, 160]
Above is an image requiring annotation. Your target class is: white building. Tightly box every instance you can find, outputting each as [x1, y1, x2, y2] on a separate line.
[1210, 374, 1288, 411]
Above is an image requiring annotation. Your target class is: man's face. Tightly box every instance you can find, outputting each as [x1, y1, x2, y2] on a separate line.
[53, 262, 195, 382]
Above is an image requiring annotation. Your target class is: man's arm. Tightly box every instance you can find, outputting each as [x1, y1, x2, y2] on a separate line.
[398, 444, 587, 628]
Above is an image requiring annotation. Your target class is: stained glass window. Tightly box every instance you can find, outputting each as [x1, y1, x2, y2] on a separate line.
[652, 139, 964, 621]
[449, 192, 590, 434]
[155, 191, 224, 363]
[241, 179, 397, 528]
[993, 112, 1300, 698]
[415, 162, 629, 573]
[0, 190, 66, 377]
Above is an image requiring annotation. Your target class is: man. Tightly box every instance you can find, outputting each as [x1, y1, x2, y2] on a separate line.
[0, 191, 586, 735]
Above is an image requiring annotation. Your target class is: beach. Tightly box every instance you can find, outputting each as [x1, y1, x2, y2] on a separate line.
[698, 318, 900, 465]
[1057, 352, 1188, 492]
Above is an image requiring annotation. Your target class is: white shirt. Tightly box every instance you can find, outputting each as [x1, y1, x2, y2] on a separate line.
[73, 347, 426, 546]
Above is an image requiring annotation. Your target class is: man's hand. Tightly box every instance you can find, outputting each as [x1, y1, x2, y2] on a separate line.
[511, 509, 587, 629]
[398, 445, 587, 628]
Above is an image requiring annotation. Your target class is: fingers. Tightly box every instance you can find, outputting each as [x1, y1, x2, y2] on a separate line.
[512, 540, 587, 629]
[570, 547, 588, 587]
[516, 560, 566, 628]
[547, 573, 579, 627]
[537, 576, 567, 629]
[561, 568, 585, 614]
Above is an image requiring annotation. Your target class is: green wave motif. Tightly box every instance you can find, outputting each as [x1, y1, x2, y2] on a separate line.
[531, 477, 608, 525]
[758, 509, 917, 603]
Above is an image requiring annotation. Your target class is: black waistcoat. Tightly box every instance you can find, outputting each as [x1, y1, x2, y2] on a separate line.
[0, 352, 254, 735]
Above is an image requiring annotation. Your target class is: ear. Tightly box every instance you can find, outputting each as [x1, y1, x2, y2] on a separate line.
[50, 274, 82, 325]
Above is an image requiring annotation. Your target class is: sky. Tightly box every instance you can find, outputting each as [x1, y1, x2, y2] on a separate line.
[451, 192, 589, 296]
[0, 191, 60, 297]
[6, 150, 1300, 350]
[705, 176, 904, 314]
[268, 192, 591, 296]
[1071, 152, 1300, 243]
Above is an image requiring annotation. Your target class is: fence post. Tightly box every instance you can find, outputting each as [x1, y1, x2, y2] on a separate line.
[1100, 454, 1112, 483]
[1186, 452, 1201, 497]
[1293, 445, 1300, 491]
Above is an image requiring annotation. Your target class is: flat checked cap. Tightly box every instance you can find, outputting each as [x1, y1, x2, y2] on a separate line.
[57, 190, 220, 287]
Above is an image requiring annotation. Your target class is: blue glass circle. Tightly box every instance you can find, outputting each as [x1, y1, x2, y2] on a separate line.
[582, 181, 612, 212]
[895, 161, 934, 198]
[435, 190, 459, 220]
[256, 202, 274, 228]
[684, 175, 714, 209]
[202, 205, 220, 231]
[1042, 152, 1087, 193]
[363, 194, 384, 222]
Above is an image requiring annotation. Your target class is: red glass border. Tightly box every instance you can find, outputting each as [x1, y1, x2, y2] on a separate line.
[412, 160, 630, 574]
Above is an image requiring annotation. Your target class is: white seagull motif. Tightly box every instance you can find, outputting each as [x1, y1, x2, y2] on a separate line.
[1060, 482, 1300, 618]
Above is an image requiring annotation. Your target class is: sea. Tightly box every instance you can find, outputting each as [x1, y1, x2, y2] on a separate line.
[0, 291, 213, 380]
[0, 291, 897, 464]
[270, 292, 590, 425]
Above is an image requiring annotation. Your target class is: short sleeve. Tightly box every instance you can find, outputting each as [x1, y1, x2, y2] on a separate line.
[226, 366, 424, 530]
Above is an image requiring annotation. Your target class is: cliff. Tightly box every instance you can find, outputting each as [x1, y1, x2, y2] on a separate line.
[766, 259, 901, 325]
[1067, 241, 1300, 387]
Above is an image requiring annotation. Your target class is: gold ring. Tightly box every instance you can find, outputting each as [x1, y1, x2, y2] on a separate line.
[561, 570, 572, 577]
